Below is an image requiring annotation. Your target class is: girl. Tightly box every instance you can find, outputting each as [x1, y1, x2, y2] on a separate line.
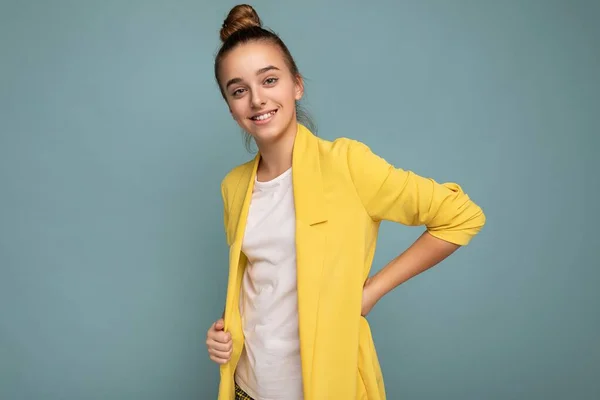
[205, 5, 486, 400]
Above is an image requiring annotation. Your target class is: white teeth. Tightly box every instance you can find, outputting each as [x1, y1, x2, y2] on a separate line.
[253, 111, 275, 121]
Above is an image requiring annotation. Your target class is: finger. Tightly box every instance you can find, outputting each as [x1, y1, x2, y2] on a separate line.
[208, 347, 233, 360]
[215, 318, 225, 330]
[207, 339, 232, 353]
[207, 325, 230, 341]
[209, 330, 231, 343]
[209, 354, 230, 365]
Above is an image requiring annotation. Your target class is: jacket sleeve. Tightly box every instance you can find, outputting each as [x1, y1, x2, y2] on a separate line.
[346, 139, 486, 246]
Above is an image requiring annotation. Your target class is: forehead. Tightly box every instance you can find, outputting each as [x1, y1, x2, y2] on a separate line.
[220, 41, 287, 80]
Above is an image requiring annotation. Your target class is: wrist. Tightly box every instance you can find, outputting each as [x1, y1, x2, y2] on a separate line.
[367, 273, 389, 303]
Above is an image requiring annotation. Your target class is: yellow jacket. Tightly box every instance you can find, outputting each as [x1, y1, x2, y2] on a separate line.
[217, 124, 485, 399]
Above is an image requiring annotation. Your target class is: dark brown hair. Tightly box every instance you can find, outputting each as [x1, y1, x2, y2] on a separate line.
[214, 4, 316, 150]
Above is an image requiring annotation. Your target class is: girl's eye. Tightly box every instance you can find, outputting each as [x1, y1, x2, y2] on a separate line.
[232, 88, 245, 96]
[264, 77, 278, 85]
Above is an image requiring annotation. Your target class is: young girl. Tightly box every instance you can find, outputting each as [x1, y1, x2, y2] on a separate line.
[205, 5, 486, 400]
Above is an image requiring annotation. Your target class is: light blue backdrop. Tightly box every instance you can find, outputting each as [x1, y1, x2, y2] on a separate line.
[1, 1, 598, 399]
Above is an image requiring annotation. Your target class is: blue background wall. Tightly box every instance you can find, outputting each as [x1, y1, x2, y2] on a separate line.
[1, 0, 598, 399]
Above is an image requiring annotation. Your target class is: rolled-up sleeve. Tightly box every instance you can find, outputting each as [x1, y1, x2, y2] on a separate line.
[347, 139, 486, 246]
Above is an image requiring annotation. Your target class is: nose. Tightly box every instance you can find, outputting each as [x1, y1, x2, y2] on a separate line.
[250, 88, 266, 108]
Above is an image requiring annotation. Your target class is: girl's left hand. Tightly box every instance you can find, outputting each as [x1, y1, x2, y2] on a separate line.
[361, 276, 380, 317]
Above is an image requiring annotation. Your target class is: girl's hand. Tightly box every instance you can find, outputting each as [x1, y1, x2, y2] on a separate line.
[206, 318, 233, 365]
[361, 276, 380, 317]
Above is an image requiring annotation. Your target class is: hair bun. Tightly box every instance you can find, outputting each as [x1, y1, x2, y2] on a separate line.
[220, 4, 262, 42]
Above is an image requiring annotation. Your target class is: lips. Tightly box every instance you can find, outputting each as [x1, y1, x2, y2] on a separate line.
[250, 109, 277, 121]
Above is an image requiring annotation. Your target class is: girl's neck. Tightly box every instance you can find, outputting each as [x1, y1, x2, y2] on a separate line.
[255, 121, 297, 182]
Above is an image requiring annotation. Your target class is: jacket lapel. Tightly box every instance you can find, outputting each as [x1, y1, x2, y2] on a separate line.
[219, 154, 258, 400]
[291, 124, 328, 398]
[291, 124, 328, 226]
[223, 154, 259, 332]
[225, 124, 328, 398]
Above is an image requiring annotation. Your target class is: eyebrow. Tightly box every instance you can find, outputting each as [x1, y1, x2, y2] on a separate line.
[225, 65, 281, 89]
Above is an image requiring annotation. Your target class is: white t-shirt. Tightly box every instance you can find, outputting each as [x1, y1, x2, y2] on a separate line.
[234, 167, 303, 400]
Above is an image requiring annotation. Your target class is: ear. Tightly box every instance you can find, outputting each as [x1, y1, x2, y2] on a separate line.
[294, 74, 305, 101]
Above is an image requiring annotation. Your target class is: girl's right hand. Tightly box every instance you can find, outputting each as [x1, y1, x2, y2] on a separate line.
[206, 318, 233, 365]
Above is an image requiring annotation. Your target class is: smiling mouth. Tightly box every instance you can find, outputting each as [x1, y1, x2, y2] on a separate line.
[250, 109, 277, 121]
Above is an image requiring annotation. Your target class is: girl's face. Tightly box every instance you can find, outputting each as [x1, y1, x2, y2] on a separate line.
[218, 41, 304, 145]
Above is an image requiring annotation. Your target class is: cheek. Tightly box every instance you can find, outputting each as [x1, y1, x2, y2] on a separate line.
[228, 102, 246, 120]
[276, 86, 298, 107]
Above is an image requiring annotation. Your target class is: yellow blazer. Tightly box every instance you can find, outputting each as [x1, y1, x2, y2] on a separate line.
[217, 124, 485, 399]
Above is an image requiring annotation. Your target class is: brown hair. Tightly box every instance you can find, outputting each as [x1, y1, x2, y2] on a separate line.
[214, 4, 316, 150]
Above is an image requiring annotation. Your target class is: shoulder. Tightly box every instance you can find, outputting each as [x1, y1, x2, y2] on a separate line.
[316, 134, 384, 170]
[221, 159, 253, 186]
[220, 157, 255, 202]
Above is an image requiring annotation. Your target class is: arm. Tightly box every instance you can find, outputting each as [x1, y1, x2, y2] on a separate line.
[346, 140, 486, 314]
[361, 231, 460, 315]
